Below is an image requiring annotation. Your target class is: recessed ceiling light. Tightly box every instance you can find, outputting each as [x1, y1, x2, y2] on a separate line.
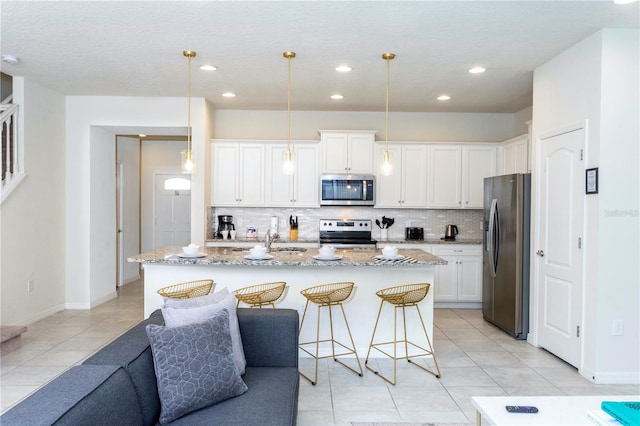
[469, 66, 486, 74]
[437, 95, 451, 101]
[222, 92, 236, 98]
[199, 64, 217, 71]
[1, 54, 20, 64]
[335, 65, 352, 72]
[330, 94, 344, 100]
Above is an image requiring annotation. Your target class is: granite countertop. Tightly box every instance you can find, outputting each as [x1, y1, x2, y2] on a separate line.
[129, 246, 447, 267]
[382, 239, 483, 245]
[206, 238, 482, 245]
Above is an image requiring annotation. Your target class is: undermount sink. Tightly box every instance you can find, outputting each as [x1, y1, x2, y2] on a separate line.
[231, 247, 308, 252]
[272, 247, 307, 252]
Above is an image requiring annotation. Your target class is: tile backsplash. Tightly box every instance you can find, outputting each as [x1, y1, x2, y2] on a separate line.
[208, 206, 483, 241]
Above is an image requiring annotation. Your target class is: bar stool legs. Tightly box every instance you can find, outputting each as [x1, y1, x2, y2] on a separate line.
[365, 283, 441, 385]
[298, 282, 363, 385]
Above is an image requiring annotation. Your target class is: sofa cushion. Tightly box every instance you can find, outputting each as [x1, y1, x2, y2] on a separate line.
[83, 313, 164, 426]
[162, 289, 246, 375]
[168, 366, 299, 426]
[0, 365, 143, 426]
[146, 309, 248, 424]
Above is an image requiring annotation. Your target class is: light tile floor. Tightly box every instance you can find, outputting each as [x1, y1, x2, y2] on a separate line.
[1, 281, 638, 424]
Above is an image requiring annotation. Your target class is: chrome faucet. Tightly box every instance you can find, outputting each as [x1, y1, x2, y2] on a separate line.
[265, 229, 279, 252]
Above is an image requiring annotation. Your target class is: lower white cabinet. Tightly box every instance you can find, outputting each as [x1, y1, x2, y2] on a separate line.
[432, 245, 483, 302]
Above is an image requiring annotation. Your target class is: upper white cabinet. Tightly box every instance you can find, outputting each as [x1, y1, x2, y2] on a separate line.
[320, 130, 376, 174]
[375, 144, 428, 208]
[500, 134, 529, 174]
[266, 143, 320, 207]
[428, 145, 496, 208]
[211, 142, 265, 207]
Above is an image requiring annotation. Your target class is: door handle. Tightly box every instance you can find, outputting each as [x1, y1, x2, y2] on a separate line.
[536, 250, 544, 257]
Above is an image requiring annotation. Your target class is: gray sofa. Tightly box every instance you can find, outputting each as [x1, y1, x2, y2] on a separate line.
[1, 308, 299, 425]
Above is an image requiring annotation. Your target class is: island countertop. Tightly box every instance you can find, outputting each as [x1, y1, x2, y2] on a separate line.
[128, 246, 447, 267]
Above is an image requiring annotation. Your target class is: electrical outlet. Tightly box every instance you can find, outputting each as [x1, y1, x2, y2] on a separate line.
[237, 218, 243, 228]
[27, 279, 34, 292]
[612, 319, 624, 336]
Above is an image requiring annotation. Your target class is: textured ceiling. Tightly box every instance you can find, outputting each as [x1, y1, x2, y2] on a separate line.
[1, 1, 638, 113]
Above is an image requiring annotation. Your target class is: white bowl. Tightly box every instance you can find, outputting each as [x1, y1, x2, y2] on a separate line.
[250, 246, 268, 258]
[182, 245, 200, 256]
[382, 246, 398, 259]
[319, 246, 336, 257]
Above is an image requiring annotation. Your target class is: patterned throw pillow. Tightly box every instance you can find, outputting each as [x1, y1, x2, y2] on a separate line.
[146, 310, 248, 424]
[162, 290, 246, 375]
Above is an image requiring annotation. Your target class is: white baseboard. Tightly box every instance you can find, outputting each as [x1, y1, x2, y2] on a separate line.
[65, 302, 91, 310]
[592, 371, 640, 385]
[91, 291, 117, 308]
[18, 303, 67, 326]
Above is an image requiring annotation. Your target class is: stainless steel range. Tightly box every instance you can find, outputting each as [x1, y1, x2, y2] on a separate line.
[319, 219, 377, 248]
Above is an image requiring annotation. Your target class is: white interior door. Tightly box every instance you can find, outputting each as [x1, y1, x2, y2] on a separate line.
[536, 127, 584, 368]
[116, 162, 124, 287]
[154, 174, 191, 248]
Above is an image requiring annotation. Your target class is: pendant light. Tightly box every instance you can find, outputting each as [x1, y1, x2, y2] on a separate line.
[381, 53, 395, 176]
[282, 51, 296, 175]
[182, 50, 196, 173]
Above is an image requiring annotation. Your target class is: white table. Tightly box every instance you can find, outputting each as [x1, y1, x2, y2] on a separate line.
[472, 395, 639, 425]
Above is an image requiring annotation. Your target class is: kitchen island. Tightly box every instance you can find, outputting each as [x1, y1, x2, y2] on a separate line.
[130, 246, 446, 357]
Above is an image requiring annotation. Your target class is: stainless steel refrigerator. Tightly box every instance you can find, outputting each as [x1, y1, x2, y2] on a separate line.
[482, 173, 531, 339]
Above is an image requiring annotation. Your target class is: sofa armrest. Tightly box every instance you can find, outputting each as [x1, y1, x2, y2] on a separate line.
[237, 308, 298, 368]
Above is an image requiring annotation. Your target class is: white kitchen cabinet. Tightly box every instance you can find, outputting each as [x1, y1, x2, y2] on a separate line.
[320, 130, 376, 174]
[427, 145, 496, 208]
[432, 245, 483, 302]
[375, 144, 428, 208]
[266, 143, 320, 207]
[500, 134, 529, 174]
[211, 142, 265, 206]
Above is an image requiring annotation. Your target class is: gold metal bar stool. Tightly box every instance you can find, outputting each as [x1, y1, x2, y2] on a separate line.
[365, 283, 441, 385]
[157, 279, 215, 299]
[298, 282, 363, 385]
[234, 281, 286, 308]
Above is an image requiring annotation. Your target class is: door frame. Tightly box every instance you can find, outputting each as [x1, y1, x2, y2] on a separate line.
[529, 120, 587, 363]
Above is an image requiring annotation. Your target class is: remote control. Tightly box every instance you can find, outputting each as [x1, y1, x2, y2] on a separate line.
[505, 405, 538, 413]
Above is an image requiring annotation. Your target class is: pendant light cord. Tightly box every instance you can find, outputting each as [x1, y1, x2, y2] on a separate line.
[287, 55, 291, 153]
[385, 56, 389, 153]
[187, 54, 191, 157]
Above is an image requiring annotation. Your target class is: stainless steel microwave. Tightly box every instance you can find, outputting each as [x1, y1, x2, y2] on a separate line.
[320, 174, 375, 206]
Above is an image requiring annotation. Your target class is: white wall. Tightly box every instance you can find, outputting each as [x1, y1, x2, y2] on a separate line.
[140, 140, 186, 252]
[213, 110, 518, 142]
[0, 78, 66, 325]
[116, 136, 141, 285]
[532, 29, 639, 384]
[65, 96, 207, 308]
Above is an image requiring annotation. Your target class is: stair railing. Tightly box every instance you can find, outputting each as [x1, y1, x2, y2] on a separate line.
[1, 95, 23, 204]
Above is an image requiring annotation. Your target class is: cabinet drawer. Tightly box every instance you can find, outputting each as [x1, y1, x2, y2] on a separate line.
[432, 244, 482, 256]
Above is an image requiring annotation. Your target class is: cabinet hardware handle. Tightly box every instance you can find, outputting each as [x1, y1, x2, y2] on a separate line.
[536, 250, 544, 257]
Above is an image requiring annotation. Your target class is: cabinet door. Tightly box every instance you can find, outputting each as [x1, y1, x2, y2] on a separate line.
[502, 136, 529, 174]
[237, 144, 264, 206]
[348, 133, 374, 173]
[292, 144, 320, 207]
[322, 133, 349, 173]
[463, 146, 496, 208]
[458, 256, 483, 301]
[428, 146, 462, 208]
[375, 145, 402, 207]
[401, 145, 428, 207]
[211, 143, 239, 206]
[266, 144, 293, 206]
[434, 255, 457, 301]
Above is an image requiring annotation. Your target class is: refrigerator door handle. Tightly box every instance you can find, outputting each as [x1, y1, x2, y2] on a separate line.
[488, 199, 499, 277]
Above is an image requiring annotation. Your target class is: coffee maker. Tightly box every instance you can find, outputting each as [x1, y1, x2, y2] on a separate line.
[217, 215, 235, 239]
